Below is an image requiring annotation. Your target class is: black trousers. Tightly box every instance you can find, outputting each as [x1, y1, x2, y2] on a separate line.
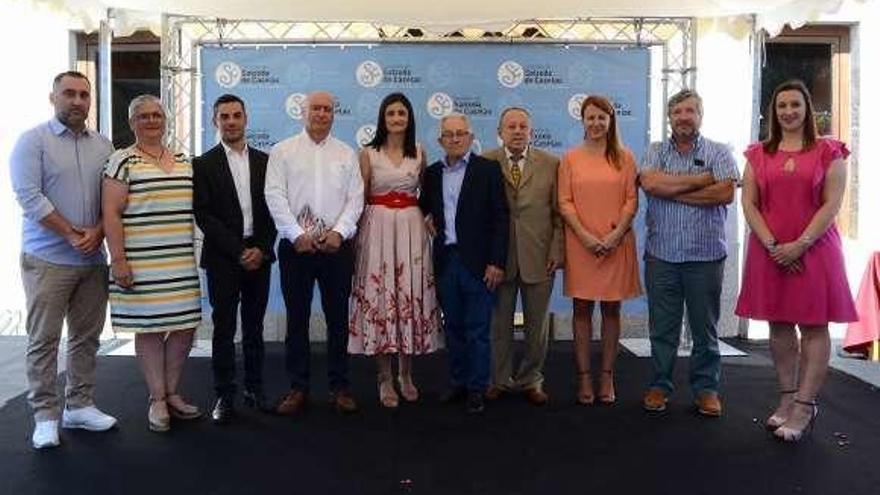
[278, 239, 353, 393]
[205, 255, 271, 400]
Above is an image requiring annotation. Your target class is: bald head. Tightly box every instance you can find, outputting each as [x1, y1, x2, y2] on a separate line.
[304, 91, 335, 142]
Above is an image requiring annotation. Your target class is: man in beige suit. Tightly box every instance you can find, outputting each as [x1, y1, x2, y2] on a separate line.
[483, 107, 563, 405]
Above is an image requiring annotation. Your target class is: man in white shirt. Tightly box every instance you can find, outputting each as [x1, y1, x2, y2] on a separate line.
[265, 91, 364, 415]
[193, 94, 277, 424]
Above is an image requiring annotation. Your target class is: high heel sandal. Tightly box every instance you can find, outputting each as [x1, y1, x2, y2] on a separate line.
[378, 374, 399, 408]
[764, 389, 798, 431]
[167, 394, 202, 420]
[773, 399, 819, 443]
[576, 372, 594, 405]
[598, 370, 616, 405]
[397, 374, 419, 403]
[148, 396, 170, 433]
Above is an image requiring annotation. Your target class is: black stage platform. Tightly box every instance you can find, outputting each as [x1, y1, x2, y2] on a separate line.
[1, 341, 878, 495]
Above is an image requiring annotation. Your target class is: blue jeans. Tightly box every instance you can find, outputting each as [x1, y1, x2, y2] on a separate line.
[644, 254, 724, 396]
[437, 250, 494, 393]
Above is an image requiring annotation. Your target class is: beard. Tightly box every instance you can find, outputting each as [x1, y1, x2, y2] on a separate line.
[57, 108, 87, 129]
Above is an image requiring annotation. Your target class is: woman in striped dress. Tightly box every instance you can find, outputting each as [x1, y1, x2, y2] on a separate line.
[102, 95, 203, 432]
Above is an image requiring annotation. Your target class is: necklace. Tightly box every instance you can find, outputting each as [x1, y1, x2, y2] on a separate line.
[136, 144, 166, 163]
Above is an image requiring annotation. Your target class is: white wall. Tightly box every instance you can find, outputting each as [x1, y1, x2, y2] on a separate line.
[694, 17, 755, 337]
[0, 0, 79, 332]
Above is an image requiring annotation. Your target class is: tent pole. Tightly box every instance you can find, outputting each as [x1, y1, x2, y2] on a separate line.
[98, 9, 114, 140]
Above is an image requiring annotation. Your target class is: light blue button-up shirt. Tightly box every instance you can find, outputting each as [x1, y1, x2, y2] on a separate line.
[441, 152, 470, 246]
[10, 117, 113, 265]
[639, 134, 739, 263]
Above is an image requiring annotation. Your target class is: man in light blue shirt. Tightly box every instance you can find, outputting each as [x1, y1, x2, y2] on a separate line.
[420, 114, 509, 414]
[638, 89, 739, 417]
[10, 71, 117, 449]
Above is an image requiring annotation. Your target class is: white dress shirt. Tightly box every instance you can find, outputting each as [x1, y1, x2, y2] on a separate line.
[505, 145, 530, 171]
[222, 141, 254, 237]
[264, 130, 364, 243]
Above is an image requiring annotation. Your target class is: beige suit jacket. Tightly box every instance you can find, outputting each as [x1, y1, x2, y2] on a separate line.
[482, 146, 563, 284]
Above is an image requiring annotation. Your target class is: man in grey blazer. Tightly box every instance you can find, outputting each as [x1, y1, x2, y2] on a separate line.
[483, 107, 563, 405]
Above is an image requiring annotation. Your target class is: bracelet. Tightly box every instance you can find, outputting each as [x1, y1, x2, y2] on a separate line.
[798, 235, 814, 248]
[762, 238, 777, 251]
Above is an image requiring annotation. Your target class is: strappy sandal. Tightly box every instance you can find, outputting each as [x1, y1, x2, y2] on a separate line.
[764, 389, 798, 431]
[576, 372, 594, 405]
[378, 374, 399, 408]
[397, 374, 419, 403]
[598, 370, 616, 405]
[148, 396, 170, 432]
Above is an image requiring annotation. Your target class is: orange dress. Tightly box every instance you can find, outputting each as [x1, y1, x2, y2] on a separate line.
[558, 146, 642, 301]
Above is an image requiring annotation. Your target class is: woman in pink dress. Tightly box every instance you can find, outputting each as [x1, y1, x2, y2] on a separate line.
[736, 80, 857, 442]
[349, 93, 442, 408]
[558, 95, 641, 405]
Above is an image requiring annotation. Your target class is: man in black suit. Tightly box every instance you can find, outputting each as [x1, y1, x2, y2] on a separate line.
[420, 113, 509, 414]
[193, 94, 277, 424]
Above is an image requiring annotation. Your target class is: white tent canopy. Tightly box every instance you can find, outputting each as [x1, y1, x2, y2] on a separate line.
[33, 0, 865, 36]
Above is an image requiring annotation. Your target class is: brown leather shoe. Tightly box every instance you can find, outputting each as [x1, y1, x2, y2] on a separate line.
[643, 388, 668, 412]
[275, 389, 308, 416]
[694, 392, 723, 417]
[523, 386, 549, 406]
[485, 385, 507, 401]
[330, 390, 359, 414]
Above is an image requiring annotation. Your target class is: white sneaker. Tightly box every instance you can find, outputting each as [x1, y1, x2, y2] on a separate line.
[62, 406, 117, 431]
[32, 420, 60, 449]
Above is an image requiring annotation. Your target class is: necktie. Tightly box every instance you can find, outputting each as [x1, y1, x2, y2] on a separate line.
[510, 154, 523, 188]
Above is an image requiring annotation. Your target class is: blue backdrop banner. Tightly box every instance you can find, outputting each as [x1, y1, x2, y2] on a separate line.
[199, 42, 650, 316]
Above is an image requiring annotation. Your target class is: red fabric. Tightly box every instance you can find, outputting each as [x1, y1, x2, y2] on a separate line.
[367, 191, 418, 208]
[844, 252, 880, 355]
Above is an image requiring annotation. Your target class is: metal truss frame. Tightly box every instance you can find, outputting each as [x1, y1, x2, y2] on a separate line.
[160, 16, 695, 155]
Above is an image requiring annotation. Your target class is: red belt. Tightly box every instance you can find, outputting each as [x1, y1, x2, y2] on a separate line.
[367, 192, 418, 208]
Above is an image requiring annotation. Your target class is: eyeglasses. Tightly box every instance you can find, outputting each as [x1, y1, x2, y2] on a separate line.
[440, 130, 471, 140]
[134, 112, 165, 122]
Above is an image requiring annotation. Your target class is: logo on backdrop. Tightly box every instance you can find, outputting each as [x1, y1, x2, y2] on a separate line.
[568, 94, 588, 121]
[285, 93, 308, 120]
[497, 61, 525, 88]
[215, 62, 243, 89]
[426, 92, 454, 119]
[383, 65, 422, 85]
[455, 97, 492, 117]
[532, 127, 563, 150]
[246, 129, 276, 151]
[356, 125, 376, 147]
[608, 93, 636, 119]
[356, 61, 384, 88]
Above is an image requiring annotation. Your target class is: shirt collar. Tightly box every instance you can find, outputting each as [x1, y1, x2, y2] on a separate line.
[504, 146, 529, 162]
[667, 133, 704, 154]
[300, 129, 331, 147]
[444, 151, 471, 171]
[221, 140, 249, 158]
[49, 116, 92, 137]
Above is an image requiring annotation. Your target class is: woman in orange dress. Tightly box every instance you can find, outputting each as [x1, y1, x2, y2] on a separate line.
[558, 95, 641, 405]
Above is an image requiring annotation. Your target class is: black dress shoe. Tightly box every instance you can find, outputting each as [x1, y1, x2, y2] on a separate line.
[466, 392, 485, 414]
[243, 389, 271, 412]
[440, 387, 468, 404]
[211, 398, 236, 425]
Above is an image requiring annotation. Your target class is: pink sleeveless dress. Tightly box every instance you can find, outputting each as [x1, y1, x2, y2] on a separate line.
[735, 139, 857, 325]
[348, 146, 443, 355]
